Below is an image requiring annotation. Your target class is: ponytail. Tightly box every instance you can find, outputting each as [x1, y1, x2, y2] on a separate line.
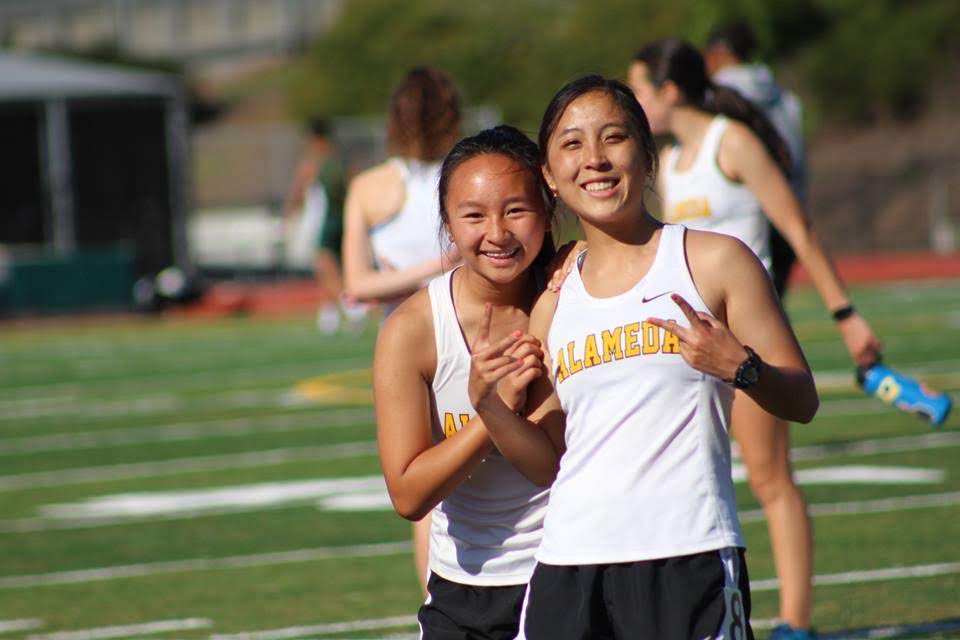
[634, 38, 792, 178]
[704, 83, 792, 177]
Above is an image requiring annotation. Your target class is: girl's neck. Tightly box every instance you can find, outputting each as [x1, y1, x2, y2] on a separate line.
[580, 210, 662, 264]
[456, 267, 535, 311]
[668, 105, 714, 148]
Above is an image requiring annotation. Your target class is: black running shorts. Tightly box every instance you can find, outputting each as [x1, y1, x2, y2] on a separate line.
[519, 548, 753, 640]
[418, 571, 528, 640]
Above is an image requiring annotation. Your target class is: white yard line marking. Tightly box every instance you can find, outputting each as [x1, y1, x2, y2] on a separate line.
[0, 619, 44, 634]
[0, 542, 411, 589]
[787, 431, 960, 461]
[7, 392, 944, 460]
[0, 501, 314, 534]
[819, 618, 960, 640]
[740, 491, 960, 523]
[0, 408, 375, 455]
[751, 562, 960, 592]
[318, 491, 395, 511]
[0, 441, 378, 492]
[792, 465, 943, 484]
[0, 357, 372, 397]
[210, 615, 418, 640]
[27, 618, 211, 640]
[0, 396, 185, 422]
[40, 477, 387, 519]
[748, 618, 778, 630]
[8, 475, 956, 536]
[731, 463, 945, 485]
[318, 467, 944, 515]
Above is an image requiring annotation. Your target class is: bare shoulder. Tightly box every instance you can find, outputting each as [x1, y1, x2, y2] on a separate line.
[719, 119, 765, 157]
[375, 288, 435, 371]
[684, 229, 764, 312]
[349, 161, 401, 198]
[348, 161, 406, 217]
[685, 228, 754, 265]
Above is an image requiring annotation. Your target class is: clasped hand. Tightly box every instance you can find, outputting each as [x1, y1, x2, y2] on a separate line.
[468, 304, 546, 413]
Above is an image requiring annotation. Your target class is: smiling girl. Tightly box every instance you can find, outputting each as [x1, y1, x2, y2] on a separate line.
[471, 76, 819, 639]
[374, 126, 554, 639]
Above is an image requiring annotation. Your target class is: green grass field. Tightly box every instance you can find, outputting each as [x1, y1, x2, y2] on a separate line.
[2, 280, 959, 639]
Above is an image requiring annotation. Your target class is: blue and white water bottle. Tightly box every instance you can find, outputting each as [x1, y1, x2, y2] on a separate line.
[857, 363, 953, 426]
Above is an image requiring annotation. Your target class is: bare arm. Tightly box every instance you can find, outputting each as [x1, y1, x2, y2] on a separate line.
[342, 167, 451, 303]
[648, 232, 818, 423]
[721, 125, 881, 365]
[470, 292, 566, 486]
[374, 296, 493, 521]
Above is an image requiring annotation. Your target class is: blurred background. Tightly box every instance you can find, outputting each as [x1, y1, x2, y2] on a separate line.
[0, 0, 958, 315]
[2, 2, 960, 639]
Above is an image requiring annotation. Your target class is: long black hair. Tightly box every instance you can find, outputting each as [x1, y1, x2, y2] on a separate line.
[538, 74, 659, 182]
[438, 125, 556, 274]
[633, 38, 792, 177]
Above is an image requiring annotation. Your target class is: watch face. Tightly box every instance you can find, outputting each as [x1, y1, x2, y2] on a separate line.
[742, 365, 760, 385]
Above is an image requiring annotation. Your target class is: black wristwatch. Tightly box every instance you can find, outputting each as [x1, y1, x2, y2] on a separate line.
[730, 346, 762, 389]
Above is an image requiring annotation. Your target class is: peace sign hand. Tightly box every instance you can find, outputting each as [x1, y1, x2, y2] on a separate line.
[468, 304, 546, 413]
[646, 294, 749, 382]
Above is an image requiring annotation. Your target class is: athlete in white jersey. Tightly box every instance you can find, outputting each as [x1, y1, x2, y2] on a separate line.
[342, 67, 461, 308]
[341, 67, 463, 593]
[705, 21, 807, 306]
[375, 126, 555, 639]
[471, 77, 818, 640]
[369, 158, 445, 271]
[425, 270, 548, 586]
[630, 40, 882, 639]
[662, 115, 772, 271]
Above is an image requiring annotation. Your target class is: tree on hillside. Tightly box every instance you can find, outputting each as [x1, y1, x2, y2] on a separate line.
[289, 0, 957, 130]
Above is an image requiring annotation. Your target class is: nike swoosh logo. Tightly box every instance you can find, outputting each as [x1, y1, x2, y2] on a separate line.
[641, 291, 673, 303]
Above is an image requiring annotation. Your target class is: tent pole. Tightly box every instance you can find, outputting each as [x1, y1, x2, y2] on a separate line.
[45, 99, 75, 256]
[165, 90, 192, 271]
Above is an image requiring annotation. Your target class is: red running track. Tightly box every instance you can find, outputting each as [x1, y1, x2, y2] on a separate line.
[183, 251, 960, 318]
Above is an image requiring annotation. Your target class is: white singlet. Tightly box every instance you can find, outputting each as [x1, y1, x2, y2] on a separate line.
[663, 116, 772, 272]
[426, 270, 549, 586]
[369, 158, 446, 270]
[539, 224, 745, 565]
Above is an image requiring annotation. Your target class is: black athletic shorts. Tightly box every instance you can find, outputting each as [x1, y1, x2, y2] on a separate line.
[519, 548, 753, 640]
[418, 571, 528, 640]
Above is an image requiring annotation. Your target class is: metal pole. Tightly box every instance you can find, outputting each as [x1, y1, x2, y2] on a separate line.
[45, 99, 76, 256]
[165, 90, 193, 271]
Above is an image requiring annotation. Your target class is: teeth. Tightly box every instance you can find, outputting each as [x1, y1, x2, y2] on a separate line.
[585, 180, 616, 192]
[483, 249, 518, 258]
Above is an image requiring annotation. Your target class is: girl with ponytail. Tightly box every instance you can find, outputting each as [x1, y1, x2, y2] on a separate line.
[341, 66, 464, 595]
[629, 38, 882, 640]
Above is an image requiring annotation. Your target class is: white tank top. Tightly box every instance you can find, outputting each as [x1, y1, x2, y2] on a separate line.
[369, 158, 446, 270]
[426, 270, 549, 586]
[539, 224, 744, 565]
[663, 116, 772, 272]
